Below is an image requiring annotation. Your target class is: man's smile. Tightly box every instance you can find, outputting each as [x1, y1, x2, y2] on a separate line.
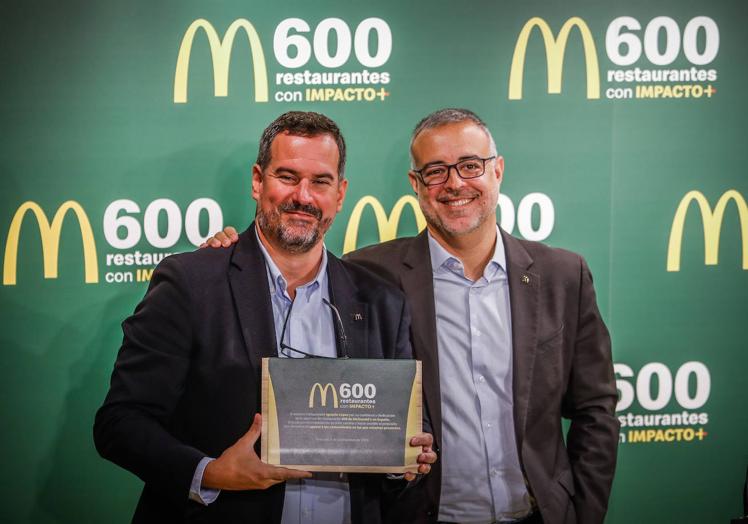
[441, 197, 475, 207]
[437, 191, 480, 209]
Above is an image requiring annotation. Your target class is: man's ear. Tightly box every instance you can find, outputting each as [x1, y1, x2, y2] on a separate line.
[336, 178, 349, 212]
[251, 164, 263, 201]
[408, 171, 419, 193]
[495, 156, 505, 184]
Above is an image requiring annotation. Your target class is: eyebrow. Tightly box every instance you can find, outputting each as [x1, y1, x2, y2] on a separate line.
[274, 167, 336, 180]
[273, 166, 299, 176]
[419, 155, 483, 168]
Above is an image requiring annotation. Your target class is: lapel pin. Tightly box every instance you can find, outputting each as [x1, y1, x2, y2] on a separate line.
[521, 275, 530, 284]
[353, 313, 363, 321]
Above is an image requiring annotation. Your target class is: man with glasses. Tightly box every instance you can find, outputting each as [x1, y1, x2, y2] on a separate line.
[94, 111, 436, 524]
[206, 108, 619, 524]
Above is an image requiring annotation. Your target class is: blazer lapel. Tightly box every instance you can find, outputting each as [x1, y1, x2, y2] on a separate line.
[228, 224, 278, 372]
[326, 253, 368, 359]
[502, 229, 539, 450]
[401, 231, 442, 447]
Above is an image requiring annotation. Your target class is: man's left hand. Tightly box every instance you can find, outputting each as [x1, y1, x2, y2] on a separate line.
[404, 432, 437, 481]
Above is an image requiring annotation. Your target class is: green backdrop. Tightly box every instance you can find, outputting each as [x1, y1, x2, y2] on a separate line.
[1, 1, 745, 522]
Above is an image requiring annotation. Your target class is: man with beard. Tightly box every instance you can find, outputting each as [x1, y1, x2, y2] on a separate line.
[94, 111, 436, 524]
[206, 109, 619, 524]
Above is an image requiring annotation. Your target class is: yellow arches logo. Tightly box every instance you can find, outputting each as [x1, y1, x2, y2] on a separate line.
[174, 18, 269, 103]
[343, 195, 426, 254]
[667, 190, 747, 271]
[508, 17, 600, 100]
[3, 201, 99, 285]
[308, 383, 338, 408]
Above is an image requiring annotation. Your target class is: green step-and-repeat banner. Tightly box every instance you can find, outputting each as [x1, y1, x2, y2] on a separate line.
[1, 1, 745, 522]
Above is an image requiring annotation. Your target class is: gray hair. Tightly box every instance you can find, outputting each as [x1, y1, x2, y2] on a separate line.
[409, 108, 497, 168]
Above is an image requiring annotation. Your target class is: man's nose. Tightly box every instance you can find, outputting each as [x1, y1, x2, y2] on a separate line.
[443, 165, 466, 190]
[293, 178, 314, 204]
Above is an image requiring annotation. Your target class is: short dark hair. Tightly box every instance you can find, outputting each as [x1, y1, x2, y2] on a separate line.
[256, 111, 347, 178]
[409, 108, 497, 167]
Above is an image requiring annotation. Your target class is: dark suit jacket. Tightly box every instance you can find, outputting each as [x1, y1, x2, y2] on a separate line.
[94, 225, 412, 523]
[346, 229, 619, 524]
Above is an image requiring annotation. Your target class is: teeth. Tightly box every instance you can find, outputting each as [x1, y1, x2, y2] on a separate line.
[444, 198, 472, 206]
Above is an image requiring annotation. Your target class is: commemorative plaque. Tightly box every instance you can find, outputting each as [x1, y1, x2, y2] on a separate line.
[261, 358, 422, 473]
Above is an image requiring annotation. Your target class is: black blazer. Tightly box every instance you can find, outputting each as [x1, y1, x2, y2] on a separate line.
[94, 225, 412, 523]
[346, 229, 619, 524]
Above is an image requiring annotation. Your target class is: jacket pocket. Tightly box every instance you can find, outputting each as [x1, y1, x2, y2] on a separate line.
[555, 468, 575, 497]
[538, 323, 564, 349]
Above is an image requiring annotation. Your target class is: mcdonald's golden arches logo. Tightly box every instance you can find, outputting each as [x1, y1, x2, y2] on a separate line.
[3, 201, 99, 285]
[667, 190, 747, 271]
[343, 195, 426, 254]
[308, 383, 339, 408]
[508, 17, 600, 100]
[174, 18, 269, 103]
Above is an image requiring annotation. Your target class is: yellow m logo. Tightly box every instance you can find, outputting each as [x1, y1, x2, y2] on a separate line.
[174, 18, 269, 103]
[3, 201, 99, 285]
[508, 17, 600, 100]
[309, 383, 339, 408]
[667, 190, 748, 271]
[343, 195, 427, 254]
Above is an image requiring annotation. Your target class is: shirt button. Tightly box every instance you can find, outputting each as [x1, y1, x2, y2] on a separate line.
[491, 469, 498, 476]
[478, 375, 485, 383]
[486, 422, 492, 428]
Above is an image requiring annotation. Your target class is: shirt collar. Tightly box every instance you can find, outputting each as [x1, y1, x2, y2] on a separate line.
[254, 225, 328, 298]
[427, 225, 506, 279]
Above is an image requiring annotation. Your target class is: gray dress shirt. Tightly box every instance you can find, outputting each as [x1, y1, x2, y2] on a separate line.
[429, 228, 532, 523]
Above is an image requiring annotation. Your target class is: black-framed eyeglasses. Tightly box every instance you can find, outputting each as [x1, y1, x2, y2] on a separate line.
[279, 297, 349, 359]
[412, 156, 496, 187]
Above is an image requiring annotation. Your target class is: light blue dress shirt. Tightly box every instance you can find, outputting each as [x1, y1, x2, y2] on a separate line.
[429, 228, 532, 524]
[189, 231, 350, 524]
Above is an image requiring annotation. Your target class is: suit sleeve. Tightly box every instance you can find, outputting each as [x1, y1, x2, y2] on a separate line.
[93, 255, 205, 506]
[394, 295, 413, 361]
[562, 257, 620, 524]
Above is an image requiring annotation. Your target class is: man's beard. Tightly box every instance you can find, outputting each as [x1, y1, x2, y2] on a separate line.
[256, 201, 332, 253]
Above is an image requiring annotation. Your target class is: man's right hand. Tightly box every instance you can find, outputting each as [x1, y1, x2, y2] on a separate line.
[202, 414, 311, 490]
[200, 226, 239, 248]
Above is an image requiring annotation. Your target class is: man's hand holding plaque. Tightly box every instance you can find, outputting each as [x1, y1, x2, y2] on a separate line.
[404, 432, 437, 481]
[203, 414, 312, 491]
